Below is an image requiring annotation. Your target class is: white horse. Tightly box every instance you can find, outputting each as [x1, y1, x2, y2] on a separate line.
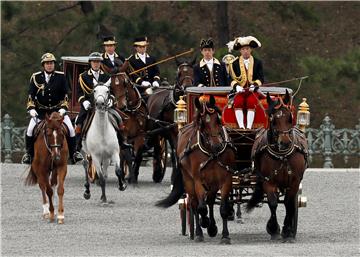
[82, 79, 126, 203]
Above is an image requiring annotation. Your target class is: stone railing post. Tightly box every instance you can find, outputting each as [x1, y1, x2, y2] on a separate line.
[321, 116, 334, 168]
[2, 114, 14, 163]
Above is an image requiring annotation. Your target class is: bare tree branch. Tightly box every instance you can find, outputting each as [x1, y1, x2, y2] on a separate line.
[52, 21, 84, 52]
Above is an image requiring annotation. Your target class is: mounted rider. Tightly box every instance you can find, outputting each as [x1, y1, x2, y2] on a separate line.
[100, 35, 127, 75]
[194, 38, 228, 87]
[21, 53, 83, 164]
[75, 52, 131, 152]
[227, 36, 264, 129]
[127, 36, 161, 99]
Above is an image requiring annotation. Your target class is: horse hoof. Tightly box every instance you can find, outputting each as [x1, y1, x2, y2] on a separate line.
[282, 237, 295, 243]
[119, 183, 127, 191]
[236, 218, 244, 224]
[58, 218, 64, 224]
[207, 225, 218, 237]
[83, 192, 91, 200]
[271, 233, 281, 240]
[200, 217, 210, 228]
[42, 213, 50, 219]
[220, 237, 231, 245]
[195, 236, 204, 242]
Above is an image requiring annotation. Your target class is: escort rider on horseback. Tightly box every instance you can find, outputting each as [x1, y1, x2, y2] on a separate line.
[75, 52, 131, 152]
[100, 35, 127, 75]
[21, 53, 83, 164]
[194, 38, 228, 87]
[227, 36, 264, 129]
[128, 36, 161, 99]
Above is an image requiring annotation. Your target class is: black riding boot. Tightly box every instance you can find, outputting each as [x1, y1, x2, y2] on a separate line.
[21, 135, 34, 164]
[67, 136, 83, 164]
[117, 131, 132, 149]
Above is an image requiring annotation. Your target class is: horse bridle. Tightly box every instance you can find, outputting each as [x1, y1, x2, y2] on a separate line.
[94, 84, 111, 112]
[176, 63, 194, 89]
[43, 125, 64, 157]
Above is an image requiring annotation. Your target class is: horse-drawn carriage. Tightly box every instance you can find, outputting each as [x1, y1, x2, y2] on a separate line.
[162, 85, 310, 243]
[61, 56, 173, 184]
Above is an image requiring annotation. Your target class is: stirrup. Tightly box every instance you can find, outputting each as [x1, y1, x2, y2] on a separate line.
[72, 151, 84, 163]
[21, 153, 31, 164]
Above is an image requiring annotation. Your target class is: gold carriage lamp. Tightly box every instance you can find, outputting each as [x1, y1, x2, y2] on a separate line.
[297, 98, 310, 132]
[174, 95, 187, 129]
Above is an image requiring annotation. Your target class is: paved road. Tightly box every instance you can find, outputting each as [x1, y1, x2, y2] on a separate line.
[1, 163, 359, 257]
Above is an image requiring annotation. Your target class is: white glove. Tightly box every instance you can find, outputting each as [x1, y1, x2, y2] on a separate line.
[82, 100, 91, 110]
[249, 84, 255, 92]
[197, 84, 204, 87]
[29, 109, 38, 117]
[152, 81, 160, 87]
[141, 81, 151, 87]
[58, 108, 66, 116]
[145, 87, 153, 95]
[236, 85, 244, 93]
[107, 98, 113, 108]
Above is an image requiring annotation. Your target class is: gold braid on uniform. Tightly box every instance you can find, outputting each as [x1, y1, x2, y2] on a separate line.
[60, 94, 69, 109]
[230, 56, 262, 87]
[27, 95, 35, 109]
[79, 74, 92, 94]
[30, 73, 45, 94]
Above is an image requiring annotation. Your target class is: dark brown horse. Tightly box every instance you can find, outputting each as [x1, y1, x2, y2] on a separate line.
[111, 72, 148, 183]
[247, 90, 308, 242]
[146, 59, 196, 183]
[156, 95, 236, 244]
[25, 112, 68, 224]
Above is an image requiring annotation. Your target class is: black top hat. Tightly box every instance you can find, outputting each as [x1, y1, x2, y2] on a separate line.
[200, 38, 214, 50]
[133, 36, 149, 47]
[103, 36, 117, 45]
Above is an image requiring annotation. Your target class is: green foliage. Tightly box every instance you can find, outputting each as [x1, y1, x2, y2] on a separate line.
[2, 2, 22, 21]
[269, 2, 319, 23]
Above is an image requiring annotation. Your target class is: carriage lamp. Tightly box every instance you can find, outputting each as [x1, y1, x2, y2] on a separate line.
[297, 98, 310, 132]
[174, 96, 187, 129]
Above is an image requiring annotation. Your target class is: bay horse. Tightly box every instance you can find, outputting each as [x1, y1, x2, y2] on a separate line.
[146, 58, 196, 183]
[82, 79, 127, 203]
[156, 95, 236, 244]
[111, 72, 148, 184]
[25, 112, 68, 224]
[247, 90, 308, 242]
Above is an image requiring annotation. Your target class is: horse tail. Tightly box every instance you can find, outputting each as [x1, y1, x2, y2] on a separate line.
[246, 181, 264, 212]
[155, 166, 184, 208]
[24, 166, 37, 186]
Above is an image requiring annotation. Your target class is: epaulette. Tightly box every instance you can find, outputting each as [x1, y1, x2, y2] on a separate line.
[125, 54, 133, 61]
[55, 71, 64, 74]
[230, 56, 239, 64]
[30, 71, 41, 82]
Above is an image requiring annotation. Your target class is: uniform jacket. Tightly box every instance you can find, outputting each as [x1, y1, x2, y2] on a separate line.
[229, 55, 264, 89]
[128, 53, 160, 84]
[27, 71, 69, 117]
[77, 69, 112, 105]
[193, 58, 228, 87]
[101, 52, 126, 75]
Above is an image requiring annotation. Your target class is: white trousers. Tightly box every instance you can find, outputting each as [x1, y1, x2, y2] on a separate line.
[26, 115, 75, 137]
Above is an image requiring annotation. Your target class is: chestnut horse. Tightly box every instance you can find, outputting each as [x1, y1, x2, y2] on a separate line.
[25, 112, 68, 224]
[247, 91, 308, 242]
[146, 59, 195, 183]
[111, 72, 147, 184]
[156, 95, 236, 244]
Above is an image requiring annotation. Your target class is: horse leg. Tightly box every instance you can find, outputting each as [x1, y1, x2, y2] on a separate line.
[114, 153, 127, 191]
[93, 158, 107, 203]
[57, 165, 67, 224]
[194, 181, 209, 229]
[168, 133, 178, 185]
[192, 199, 204, 242]
[265, 185, 281, 240]
[282, 191, 297, 242]
[45, 181, 55, 222]
[82, 155, 91, 200]
[131, 139, 144, 184]
[40, 184, 50, 219]
[152, 135, 163, 183]
[219, 180, 232, 244]
[206, 195, 218, 237]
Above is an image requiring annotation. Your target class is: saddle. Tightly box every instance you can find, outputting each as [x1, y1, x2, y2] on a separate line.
[81, 109, 122, 138]
[251, 127, 308, 160]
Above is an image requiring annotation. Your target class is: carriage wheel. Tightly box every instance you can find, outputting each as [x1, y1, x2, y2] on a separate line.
[152, 137, 168, 183]
[188, 205, 195, 240]
[87, 156, 97, 183]
[292, 192, 299, 237]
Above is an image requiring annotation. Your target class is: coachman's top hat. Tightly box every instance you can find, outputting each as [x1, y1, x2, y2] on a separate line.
[103, 36, 117, 46]
[133, 36, 149, 47]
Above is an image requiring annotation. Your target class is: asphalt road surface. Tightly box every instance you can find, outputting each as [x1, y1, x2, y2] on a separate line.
[1, 163, 359, 257]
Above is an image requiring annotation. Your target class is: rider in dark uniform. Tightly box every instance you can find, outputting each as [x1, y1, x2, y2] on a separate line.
[75, 52, 130, 152]
[193, 38, 228, 87]
[127, 36, 161, 99]
[100, 35, 127, 75]
[21, 53, 83, 164]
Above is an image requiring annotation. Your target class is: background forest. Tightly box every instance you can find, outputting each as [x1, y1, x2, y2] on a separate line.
[2, 1, 360, 127]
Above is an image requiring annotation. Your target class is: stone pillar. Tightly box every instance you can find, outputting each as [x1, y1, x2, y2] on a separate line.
[2, 114, 14, 163]
[321, 116, 334, 168]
